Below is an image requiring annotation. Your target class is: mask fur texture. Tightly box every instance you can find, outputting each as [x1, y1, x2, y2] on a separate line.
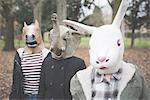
[63, 0, 129, 74]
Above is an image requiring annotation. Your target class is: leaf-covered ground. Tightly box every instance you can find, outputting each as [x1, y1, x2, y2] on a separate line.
[0, 48, 150, 99]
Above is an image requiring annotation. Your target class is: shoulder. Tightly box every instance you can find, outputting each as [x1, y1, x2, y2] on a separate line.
[133, 67, 145, 83]
[71, 56, 85, 63]
[14, 48, 24, 60]
[71, 56, 86, 68]
[124, 62, 144, 80]
[16, 48, 24, 58]
[42, 48, 50, 58]
[124, 62, 145, 85]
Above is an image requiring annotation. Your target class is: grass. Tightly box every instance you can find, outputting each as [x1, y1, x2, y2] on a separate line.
[124, 38, 150, 48]
[79, 37, 150, 48]
[0, 40, 4, 48]
[0, 37, 150, 49]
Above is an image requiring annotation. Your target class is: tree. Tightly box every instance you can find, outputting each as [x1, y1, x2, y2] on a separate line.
[67, 0, 81, 21]
[41, 0, 82, 32]
[111, 0, 121, 19]
[57, 0, 67, 23]
[126, 0, 149, 47]
[147, 0, 150, 28]
[0, 0, 15, 51]
[30, 0, 44, 26]
[0, 0, 33, 51]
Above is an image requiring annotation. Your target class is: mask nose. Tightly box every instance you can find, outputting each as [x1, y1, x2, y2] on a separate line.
[26, 34, 37, 48]
[26, 34, 35, 41]
[98, 57, 106, 62]
[96, 57, 109, 64]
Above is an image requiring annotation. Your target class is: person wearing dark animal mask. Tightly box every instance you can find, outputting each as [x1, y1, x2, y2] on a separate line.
[9, 20, 50, 100]
[38, 13, 86, 100]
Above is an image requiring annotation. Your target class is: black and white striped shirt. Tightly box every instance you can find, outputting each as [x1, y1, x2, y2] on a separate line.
[21, 52, 42, 95]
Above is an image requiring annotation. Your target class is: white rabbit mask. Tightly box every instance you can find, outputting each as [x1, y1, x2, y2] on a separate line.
[63, 0, 129, 74]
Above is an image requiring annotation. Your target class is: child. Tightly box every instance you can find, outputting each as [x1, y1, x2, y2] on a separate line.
[38, 13, 86, 100]
[9, 20, 49, 100]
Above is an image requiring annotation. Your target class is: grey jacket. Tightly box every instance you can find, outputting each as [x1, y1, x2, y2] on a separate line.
[70, 61, 150, 100]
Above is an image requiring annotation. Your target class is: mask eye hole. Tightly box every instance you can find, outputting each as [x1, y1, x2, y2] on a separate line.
[63, 38, 67, 41]
[117, 39, 121, 46]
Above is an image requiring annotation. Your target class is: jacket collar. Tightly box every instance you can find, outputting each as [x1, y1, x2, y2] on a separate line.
[17, 48, 50, 61]
[76, 61, 136, 100]
[92, 68, 122, 85]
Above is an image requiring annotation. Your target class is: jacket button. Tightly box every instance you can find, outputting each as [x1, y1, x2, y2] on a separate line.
[51, 65, 54, 69]
[50, 82, 53, 86]
[108, 98, 111, 100]
[60, 83, 63, 86]
[61, 67, 64, 70]
[50, 98, 54, 100]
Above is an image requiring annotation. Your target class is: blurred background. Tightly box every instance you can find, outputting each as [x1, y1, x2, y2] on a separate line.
[0, 0, 150, 99]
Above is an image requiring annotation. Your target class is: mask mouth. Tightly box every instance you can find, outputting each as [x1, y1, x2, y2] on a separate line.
[50, 47, 66, 59]
[99, 66, 109, 70]
[26, 35, 38, 48]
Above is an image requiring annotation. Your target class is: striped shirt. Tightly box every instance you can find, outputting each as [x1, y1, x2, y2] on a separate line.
[21, 52, 42, 95]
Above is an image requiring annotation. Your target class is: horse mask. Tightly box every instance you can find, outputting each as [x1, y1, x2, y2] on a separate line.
[22, 20, 44, 53]
[63, 0, 129, 74]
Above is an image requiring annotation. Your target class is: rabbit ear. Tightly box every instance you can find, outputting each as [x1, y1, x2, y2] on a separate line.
[63, 20, 96, 35]
[112, 0, 129, 28]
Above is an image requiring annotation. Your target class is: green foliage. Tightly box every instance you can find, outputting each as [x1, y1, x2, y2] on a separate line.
[41, 0, 81, 32]
[79, 37, 150, 48]
[15, 0, 33, 24]
[125, 0, 149, 29]
[112, 0, 121, 18]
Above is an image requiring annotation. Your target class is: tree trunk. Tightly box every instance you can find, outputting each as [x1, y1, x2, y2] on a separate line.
[148, 0, 150, 29]
[131, 27, 135, 48]
[1, 2, 15, 51]
[30, 0, 43, 26]
[130, 0, 137, 48]
[3, 17, 15, 51]
[67, 0, 81, 21]
[33, 1, 43, 26]
[112, 0, 121, 19]
[56, 0, 67, 24]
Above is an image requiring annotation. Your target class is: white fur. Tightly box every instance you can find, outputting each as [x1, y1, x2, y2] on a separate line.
[63, 0, 129, 74]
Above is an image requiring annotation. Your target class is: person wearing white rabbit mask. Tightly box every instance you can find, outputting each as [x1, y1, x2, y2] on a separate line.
[63, 0, 150, 100]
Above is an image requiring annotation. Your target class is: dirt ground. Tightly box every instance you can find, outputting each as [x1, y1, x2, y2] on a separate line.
[0, 48, 150, 99]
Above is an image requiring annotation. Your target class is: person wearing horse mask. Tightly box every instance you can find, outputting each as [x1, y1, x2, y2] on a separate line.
[9, 20, 50, 100]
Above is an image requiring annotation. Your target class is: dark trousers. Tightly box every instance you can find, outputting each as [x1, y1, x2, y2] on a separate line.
[25, 94, 37, 100]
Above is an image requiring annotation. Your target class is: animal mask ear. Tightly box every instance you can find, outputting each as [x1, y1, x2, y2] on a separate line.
[63, 20, 96, 35]
[70, 29, 83, 36]
[112, 0, 129, 28]
[35, 19, 40, 27]
[24, 22, 27, 27]
[23, 22, 28, 36]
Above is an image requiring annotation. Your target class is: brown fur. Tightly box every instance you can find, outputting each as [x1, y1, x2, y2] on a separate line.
[22, 20, 44, 54]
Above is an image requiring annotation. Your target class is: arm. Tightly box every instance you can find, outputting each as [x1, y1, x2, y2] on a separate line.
[139, 75, 150, 100]
[9, 52, 22, 99]
[70, 74, 86, 100]
[38, 57, 47, 99]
